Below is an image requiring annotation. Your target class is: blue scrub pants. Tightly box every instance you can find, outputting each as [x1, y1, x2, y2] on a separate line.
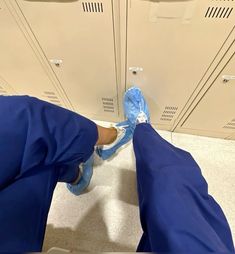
[0, 96, 234, 252]
[134, 123, 235, 253]
[0, 96, 98, 252]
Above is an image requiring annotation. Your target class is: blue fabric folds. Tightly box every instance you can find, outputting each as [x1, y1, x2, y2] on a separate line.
[0, 96, 98, 252]
[133, 123, 235, 253]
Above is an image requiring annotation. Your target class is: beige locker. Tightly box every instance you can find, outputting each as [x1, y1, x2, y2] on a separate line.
[0, 0, 66, 107]
[17, 0, 119, 121]
[178, 45, 235, 139]
[127, 0, 235, 130]
[227, 133, 235, 141]
[0, 75, 15, 96]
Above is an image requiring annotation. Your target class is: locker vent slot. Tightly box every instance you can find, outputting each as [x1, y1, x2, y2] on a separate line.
[43, 91, 62, 106]
[0, 89, 7, 94]
[223, 119, 235, 130]
[205, 6, 233, 18]
[102, 98, 114, 113]
[82, 2, 104, 13]
[160, 106, 178, 122]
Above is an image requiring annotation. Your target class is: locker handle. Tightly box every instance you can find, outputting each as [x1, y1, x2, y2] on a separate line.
[222, 75, 235, 83]
[50, 59, 63, 67]
[129, 67, 144, 75]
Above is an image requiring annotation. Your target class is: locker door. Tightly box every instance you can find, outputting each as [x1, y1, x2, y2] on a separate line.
[180, 47, 235, 138]
[127, 0, 235, 129]
[227, 133, 235, 141]
[0, 75, 15, 96]
[17, 0, 119, 121]
[0, 0, 65, 107]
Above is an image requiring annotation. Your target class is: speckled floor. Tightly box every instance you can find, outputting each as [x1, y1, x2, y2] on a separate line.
[43, 125, 235, 252]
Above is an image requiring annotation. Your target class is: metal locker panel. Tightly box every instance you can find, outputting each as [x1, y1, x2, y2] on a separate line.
[174, 128, 230, 139]
[0, 75, 15, 96]
[181, 50, 235, 137]
[225, 132, 235, 140]
[127, 0, 235, 128]
[226, 133, 235, 141]
[17, 0, 119, 121]
[0, 0, 65, 107]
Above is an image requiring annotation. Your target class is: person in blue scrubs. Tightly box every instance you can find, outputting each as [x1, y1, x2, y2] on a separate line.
[0, 88, 234, 253]
[0, 95, 130, 252]
[98, 87, 235, 253]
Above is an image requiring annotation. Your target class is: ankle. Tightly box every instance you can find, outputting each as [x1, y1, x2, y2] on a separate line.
[96, 126, 117, 146]
[108, 127, 118, 144]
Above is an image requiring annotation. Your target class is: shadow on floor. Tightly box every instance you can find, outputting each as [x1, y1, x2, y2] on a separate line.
[117, 168, 139, 206]
[43, 200, 137, 252]
[44, 149, 140, 252]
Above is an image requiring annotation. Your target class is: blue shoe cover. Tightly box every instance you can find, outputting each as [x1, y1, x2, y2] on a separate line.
[96, 120, 134, 160]
[67, 154, 94, 196]
[124, 87, 150, 127]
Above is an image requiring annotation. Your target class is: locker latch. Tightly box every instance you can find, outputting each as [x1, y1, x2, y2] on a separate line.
[50, 59, 63, 67]
[222, 75, 235, 83]
[129, 67, 144, 75]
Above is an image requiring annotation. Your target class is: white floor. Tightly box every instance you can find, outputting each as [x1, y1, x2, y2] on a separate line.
[43, 127, 235, 252]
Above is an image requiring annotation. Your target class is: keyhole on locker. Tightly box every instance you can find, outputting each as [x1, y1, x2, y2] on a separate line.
[129, 67, 144, 75]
